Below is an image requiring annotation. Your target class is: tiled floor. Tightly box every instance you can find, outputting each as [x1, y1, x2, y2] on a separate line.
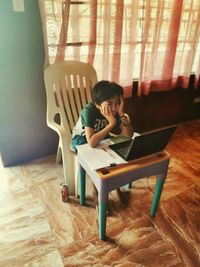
[0, 120, 199, 267]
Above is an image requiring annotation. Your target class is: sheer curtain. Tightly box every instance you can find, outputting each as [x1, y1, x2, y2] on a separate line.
[139, 0, 200, 95]
[39, 0, 200, 96]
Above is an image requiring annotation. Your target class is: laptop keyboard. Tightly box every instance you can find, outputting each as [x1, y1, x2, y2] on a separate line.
[113, 141, 132, 160]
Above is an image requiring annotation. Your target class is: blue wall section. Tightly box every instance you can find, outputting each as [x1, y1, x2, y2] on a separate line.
[0, 0, 58, 166]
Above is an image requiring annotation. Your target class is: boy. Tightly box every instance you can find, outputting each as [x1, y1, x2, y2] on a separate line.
[72, 80, 133, 208]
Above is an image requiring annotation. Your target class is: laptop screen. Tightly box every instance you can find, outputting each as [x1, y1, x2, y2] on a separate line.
[109, 125, 177, 161]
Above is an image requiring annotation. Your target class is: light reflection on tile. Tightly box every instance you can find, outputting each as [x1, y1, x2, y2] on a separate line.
[24, 250, 64, 267]
[60, 216, 183, 267]
[0, 188, 57, 266]
[151, 186, 200, 267]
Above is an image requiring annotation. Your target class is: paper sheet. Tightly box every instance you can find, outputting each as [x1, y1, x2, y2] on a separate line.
[77, 139, 127, 170]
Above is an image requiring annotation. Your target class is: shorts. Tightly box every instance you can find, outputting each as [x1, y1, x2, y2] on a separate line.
[71, 134, 87, 151]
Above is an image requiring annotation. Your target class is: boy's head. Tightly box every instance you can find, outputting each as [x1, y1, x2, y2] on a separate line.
[92, 80, 124, 105]
[92, 80, 124, 116]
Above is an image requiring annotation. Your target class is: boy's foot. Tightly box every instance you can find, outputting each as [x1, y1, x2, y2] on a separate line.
[93, 186, 98, 206]
[116, 188, 128, 207]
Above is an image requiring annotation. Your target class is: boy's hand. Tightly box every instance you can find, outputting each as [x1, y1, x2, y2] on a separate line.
[100, 103, 116, 126]
[118, 95, 125, 117]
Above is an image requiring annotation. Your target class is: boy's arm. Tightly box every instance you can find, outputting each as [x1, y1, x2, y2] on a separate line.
[85, 123, 114, 148]
[118, 96, 134, 138]
[119, 114, 134, 138]
[85, 104, 116, 147]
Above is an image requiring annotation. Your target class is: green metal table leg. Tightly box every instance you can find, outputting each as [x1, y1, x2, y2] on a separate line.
[150, 176, 165, 217]
[79, 166, 86, 206]
[99, 200, 107, 240]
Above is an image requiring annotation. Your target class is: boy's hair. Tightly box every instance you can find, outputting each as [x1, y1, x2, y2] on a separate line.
[92, 80, 124, 105]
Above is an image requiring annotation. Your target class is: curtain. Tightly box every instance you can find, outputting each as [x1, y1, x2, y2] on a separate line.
[139, 0, 200, 95]
[39, 0, 200, 96]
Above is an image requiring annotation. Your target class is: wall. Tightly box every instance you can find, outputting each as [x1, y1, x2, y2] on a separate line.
[0, 0, 58, 166]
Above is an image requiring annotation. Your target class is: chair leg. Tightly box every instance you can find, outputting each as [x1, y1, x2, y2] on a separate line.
[61, 144, 76, 195]
[75, 172, 79, 198]
[56, 145, 62, 164]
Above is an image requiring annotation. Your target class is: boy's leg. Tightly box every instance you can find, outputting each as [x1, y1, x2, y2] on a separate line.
[93, 183, 111, 215]
[116, 188, 128, 206]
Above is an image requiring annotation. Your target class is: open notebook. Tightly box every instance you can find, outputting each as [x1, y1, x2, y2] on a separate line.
[109, 125, 177, 161]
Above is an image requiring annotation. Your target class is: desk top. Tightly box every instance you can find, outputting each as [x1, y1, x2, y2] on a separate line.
[96, 150, 170, 179]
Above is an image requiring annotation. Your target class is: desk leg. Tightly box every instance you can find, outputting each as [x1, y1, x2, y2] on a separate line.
[150, 174, 165, 217]
[79, 165, 86, 206]
[98, 196, 108, 240]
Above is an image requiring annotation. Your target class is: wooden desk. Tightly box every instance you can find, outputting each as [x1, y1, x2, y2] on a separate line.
[77, 150, 170, 240]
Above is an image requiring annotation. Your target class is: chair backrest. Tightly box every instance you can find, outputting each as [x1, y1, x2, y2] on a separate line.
[44, 60, 98, 136]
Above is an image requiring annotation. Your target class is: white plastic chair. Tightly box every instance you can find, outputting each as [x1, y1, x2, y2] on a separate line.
[44, 60, 98, 195]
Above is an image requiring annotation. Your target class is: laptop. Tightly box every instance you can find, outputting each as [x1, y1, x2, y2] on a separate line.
[109, 125, 177, 161]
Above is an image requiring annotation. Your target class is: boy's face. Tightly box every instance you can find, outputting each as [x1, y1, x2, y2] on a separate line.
[97, 95, 121, 116]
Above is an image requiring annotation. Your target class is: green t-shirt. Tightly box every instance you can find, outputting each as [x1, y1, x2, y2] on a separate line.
[72, 102, 121, 137]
